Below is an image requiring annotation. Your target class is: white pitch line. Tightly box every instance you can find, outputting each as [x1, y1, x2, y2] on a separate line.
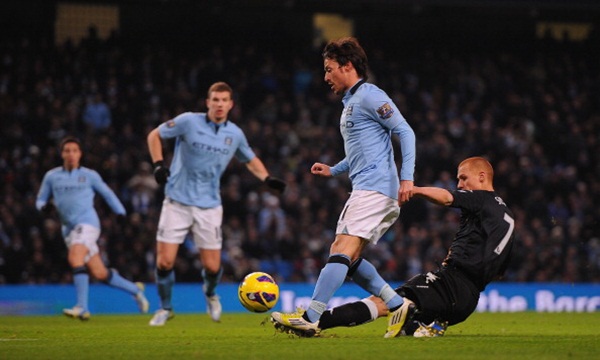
[0, 338, 40, 341]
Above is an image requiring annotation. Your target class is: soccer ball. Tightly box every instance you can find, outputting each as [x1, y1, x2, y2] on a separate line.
[238, 272, 279, 313]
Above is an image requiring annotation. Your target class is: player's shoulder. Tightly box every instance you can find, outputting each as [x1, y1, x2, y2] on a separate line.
[475, 190, 510, 209]
[79, 166, 101, 177]
[488, 192, 509, 208]
[169, 111, 203, 124]
[453, 190, 511, 215]
[456, 189, 495, 198]
[44, 166, 63, 179]
[362, 82, 383, 92]
[46, 166, 63, 175]
[357, 83, 392, 107]
[453, 189, 492, 203]
[181, 111, 205, 122]
[218, 120, 246, 138]
[224, 120, 243, 132]
[360, 82, 389, 98]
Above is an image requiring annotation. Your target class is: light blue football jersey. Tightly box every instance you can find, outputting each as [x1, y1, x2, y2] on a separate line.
[330, 81, 416, 200]
[36, 166, 126, 237]
[158, 112, 256, 208]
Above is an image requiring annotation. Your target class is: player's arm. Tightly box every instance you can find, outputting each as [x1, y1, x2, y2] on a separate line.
[326, 157, 349, 176]
[367, 94, 417, 204]
[390, 120, 416, 204]
[90, 171, 126, 215]
[235, 128, 285, 191]
[245, 156, 269, 181]
[246, 157, 286, 192]
[387, 113, 416, 204]
[147, 127, 170, 185]
[147, 127, 164, 163]
[412, 186, 454, 206]
[390, 121, 416, 182]
[35, 172, 53, 212]
[364, 93, 416, 183]
[148, 114, 190, 163]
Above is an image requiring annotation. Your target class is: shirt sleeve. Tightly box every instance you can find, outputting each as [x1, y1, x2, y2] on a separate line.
[391, 121, 416, 181]
[36, 172, 53, 210]
[90, 170, 126, 215]
[158, 112, 193, 140]
[330, 157, 349, 176]
[362, 90, 416, 181]
[234, 130, 256, 163]
[450, 190, 483, 212]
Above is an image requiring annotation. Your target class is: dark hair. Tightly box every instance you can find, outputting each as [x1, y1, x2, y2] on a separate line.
[59, 136, 82, 151]
[207, 81, 233, 98]
[322, 37, 369, 80]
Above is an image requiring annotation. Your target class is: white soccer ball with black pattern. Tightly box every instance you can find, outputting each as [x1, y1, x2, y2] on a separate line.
[238, 272, 279, 313]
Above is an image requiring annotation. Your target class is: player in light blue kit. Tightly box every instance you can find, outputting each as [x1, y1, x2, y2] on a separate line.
[36, 137, 149, 320]
[147, 81, 286, 326]
[271, 37, 417, 338]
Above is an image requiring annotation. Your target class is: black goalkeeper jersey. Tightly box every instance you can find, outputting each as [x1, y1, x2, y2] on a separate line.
[443, 189, 515, 291]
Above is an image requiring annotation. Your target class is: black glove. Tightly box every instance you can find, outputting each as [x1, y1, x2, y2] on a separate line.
[116, 214, 128, 229]
[265, 176, 286, 192]
[153, 160, 170, 185]
[41, 203, 54, 215]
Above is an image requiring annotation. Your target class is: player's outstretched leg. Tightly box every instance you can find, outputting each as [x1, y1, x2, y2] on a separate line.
[102, 268, 149, 314]
[270, 319, 321, 338]
[384, 299, 417, 338]
[270, 308, 320, 336]
[134, 282, 150, 314]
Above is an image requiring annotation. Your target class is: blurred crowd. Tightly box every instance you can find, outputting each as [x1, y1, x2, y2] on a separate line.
[0, 29, 599, 287]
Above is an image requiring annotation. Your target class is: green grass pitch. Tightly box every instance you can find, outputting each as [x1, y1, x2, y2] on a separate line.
[1, 312, 598, 359]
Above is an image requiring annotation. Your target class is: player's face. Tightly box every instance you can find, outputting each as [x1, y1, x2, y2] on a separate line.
[206, 91, 234, 123]
[61, 142, 81, 170]
[456, 165, 483, 191]
[324, 58, 349, 95]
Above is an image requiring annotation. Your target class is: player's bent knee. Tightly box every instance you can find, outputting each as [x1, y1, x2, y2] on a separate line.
[156, 256, 174, 269]
[203, 263, 221, 274]
[90, 267, 109, 281]
[156, 255, 176, 270]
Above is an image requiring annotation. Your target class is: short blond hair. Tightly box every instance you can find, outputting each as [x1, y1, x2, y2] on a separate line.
[459, 156, 494, 180]
[207, 82, 233, 98]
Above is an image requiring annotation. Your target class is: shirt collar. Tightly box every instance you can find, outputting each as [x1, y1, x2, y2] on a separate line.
[62, 166, 81, 172]
[348, 79, 366, 95]
[205, 117, 228, 126]
[205, 116, 228, 134]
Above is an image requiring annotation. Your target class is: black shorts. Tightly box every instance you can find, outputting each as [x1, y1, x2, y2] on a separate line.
[396, 267, 479, 326]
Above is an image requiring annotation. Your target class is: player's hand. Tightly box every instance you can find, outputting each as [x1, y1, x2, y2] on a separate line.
[311, 163, 332, 177]
[265, 176, 286, 192]
[153, 161, 170, 185]
[41, 203, 54, 215]
[398, 180, 414, 205]
[116, 214, 128, 229]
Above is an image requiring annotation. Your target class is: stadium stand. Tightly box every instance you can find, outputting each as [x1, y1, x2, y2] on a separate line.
[0, 0, 599, 285]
